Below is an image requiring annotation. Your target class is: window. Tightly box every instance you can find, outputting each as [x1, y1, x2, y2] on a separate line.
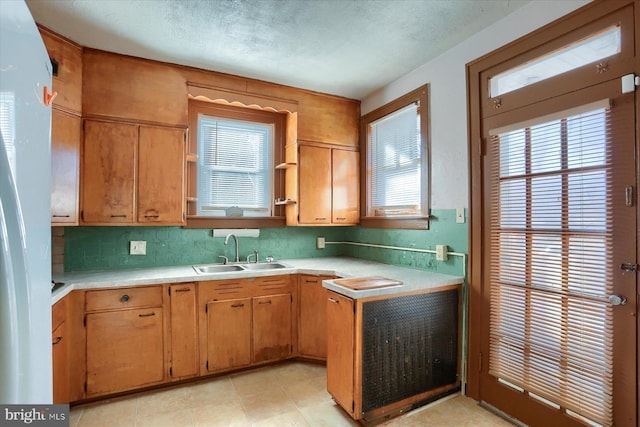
[187, 101, 285, 228]
[197, 116, 272, 217]
[490, 26, 621, 97]
[360, 85, 429, 229]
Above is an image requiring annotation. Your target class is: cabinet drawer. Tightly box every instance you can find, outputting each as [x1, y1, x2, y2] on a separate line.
[52, 297, 67, 331]
[252, 275, 293, 295]
[85, 286, 163, 312]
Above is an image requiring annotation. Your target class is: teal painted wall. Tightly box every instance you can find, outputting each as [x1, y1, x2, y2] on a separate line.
[342, 209, 467, 277]
[63, 209, 467, 275]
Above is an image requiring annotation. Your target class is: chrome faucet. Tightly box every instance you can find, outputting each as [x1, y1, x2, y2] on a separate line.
[224, 234, 240, 263]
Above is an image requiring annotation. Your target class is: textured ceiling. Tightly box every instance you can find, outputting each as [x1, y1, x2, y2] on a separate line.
[24, 0, 529, 100]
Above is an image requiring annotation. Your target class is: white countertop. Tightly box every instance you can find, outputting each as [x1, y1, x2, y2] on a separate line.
[52, 257, 464, 304]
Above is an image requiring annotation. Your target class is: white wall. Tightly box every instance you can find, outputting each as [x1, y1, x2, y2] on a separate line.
[361, 0, 591, 210]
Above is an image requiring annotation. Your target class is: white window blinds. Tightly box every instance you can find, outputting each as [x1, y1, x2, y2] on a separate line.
[367, 102, 422, 216]
[489, 102, 614, 426]
[197, 115, 273, 217]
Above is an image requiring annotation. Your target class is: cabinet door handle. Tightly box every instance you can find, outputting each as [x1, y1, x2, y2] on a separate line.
[175, 288, 191, 293]
[144, 215, 159, 219]
[306, 280, 319, 283]
[121, 294, 130, 302]
[52, 336, 63, 345]
[111, 214, 127, 218]
[328, 297, 339, 304]
[230, 303, 245, 308]
[315, 217, 326, 221]
[258, 300, 272, 305]
[335, 217, 346, 220]
[52, 215, 70, 218]
[138, 312, 156, 317]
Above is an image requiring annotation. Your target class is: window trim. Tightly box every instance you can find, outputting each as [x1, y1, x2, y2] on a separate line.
[360, 85, 429, 229]
[186, 100, 286, 228]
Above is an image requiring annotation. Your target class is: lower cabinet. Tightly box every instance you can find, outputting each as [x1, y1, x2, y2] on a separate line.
[85, 286, 165, 396]
[168, 283, 198, 380]
[52, 298, 69, 403]
[327, 287, 460, 424]
[205, 298, 252, 371]
[253, 294, 292, 363]
[199, 276, 294, 375]
[299, 274, 334, 360]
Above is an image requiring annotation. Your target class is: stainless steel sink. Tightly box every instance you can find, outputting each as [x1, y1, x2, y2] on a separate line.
[193, 264, 245, 274]
[241, 262, 288, 270]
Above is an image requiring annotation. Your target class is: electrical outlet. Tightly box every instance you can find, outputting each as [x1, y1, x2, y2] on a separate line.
[456, 208, 465, 224]
[316, 237, 325, 249]
[436, 244, 448, 261]
[130, 241, 146, 255]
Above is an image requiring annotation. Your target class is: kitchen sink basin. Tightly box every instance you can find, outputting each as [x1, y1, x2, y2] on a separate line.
[193, 264, 245, 274]
[241, 262, 288, 270]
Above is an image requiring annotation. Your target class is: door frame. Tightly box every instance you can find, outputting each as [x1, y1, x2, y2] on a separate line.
[467, 0, 639, 424]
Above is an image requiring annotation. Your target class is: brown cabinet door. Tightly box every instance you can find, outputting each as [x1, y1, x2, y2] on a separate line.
[52, 321, 69, 404]
[299, 275, 332, 359]
[298, 145, 331, 224]
[327, 291, 355, 415]
[206, 298, 251, 372]
[332, 149, 359, 224]
[86, 307, 164, 396]
[81, 120, 137, 223]
[39, 28, 83, 113]
[138, 126, 185, 224]
[51, 109, 80, 225]
[252, 294, 292, 363]
[169, 283, 198, 379]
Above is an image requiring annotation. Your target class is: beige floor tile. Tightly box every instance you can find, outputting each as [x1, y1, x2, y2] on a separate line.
[136, 407, 194, 427]
[192, 399, 250, 427]
[281, 377, 333, 409]
[75, 398, 137, 427]
[185, 377, 239, 409]
[68, 408, 82, 427]
[270, 362, 326, 384]
[136, 385, 189, 418]
[231, 368, 284, 397]
[251, 410, 311, 427]
[240, 387, 298, 423]
[299, 402, 359, 427]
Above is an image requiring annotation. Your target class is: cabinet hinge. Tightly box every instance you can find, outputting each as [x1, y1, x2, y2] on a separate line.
[169, 367, 173, 377]
[84, 382, 87, 393]
[479, 352, 483, 372]
[352, 401, 355, 412]
[205, 304, 208, 313]
[83, 315, 86, 327]
[80, 210, 84, 221]
[206, 360, 209, 370]
[479, 138, 485, 157]
[168, 287, 171, 296]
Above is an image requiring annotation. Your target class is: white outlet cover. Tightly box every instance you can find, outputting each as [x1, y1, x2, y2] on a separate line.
[456, 208, 465, 224]
[130, 240, 147, 255]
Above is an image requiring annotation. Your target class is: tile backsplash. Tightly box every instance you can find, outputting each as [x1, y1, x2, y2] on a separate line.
[62, 209, 467, 277]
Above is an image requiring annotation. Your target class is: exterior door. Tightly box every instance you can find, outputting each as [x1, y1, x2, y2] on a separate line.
[480, 79, 637, 427]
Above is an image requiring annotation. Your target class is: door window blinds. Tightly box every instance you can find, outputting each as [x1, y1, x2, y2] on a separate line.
[489, 101, 613, 427]
[367, 102, 422, 216]
[197, 115, 273, 216]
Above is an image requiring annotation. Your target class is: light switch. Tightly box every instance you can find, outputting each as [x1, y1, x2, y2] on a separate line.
[456, 208, 465, 224]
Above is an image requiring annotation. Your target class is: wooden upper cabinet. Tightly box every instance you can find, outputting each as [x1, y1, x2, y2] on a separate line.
[293, 92, 359, 147]
[297, 145, 359, 226]
[332, 149, 359, 224]
[298, 145, 332, 224]
[51, 109, 80, 225]
[38, 26, 82, 113]
[138, 126, 186, 224]
[83, 49, 187, 126]
[81, 120, 137, 224]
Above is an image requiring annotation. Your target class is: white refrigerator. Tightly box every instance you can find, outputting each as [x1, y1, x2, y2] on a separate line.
[0, 0, 53, 404]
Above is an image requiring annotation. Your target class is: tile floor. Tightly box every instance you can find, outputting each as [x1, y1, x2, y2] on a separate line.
[69, 361, 513, 427]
